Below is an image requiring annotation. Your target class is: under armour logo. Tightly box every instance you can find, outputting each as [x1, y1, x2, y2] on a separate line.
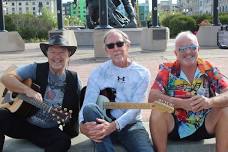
[117, 76, 125, 82]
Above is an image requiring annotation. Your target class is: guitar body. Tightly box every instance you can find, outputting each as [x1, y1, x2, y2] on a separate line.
[0, 66, 72, 125]
[96, 95, 113, 122]
[0, 100, 38, 118]
[0, 79, 39, 118]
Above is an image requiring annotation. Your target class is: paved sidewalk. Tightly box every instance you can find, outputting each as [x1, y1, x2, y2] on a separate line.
[0, 39, 227, 151]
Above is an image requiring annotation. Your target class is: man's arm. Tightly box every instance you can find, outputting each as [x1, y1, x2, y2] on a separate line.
[0, 64, 42, 102]
[204, 88, 228, 108]
[149, 89, 193, 111]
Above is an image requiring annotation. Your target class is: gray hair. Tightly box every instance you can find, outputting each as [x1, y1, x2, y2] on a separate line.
[175, 31, 199, 47]
[103, 29, 131, 44]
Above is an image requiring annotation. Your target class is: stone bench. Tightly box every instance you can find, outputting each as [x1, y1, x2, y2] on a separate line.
[3, 122, 215, 152]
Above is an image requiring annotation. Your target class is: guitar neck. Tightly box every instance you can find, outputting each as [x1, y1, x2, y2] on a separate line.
[104, 102, 156, 109]
[103, 101, 174, 113]
[18, 94, 51, 112]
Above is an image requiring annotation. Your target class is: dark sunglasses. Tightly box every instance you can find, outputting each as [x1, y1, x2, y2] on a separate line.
[105, 41, 125, 49]
[178, 44, 198, 52]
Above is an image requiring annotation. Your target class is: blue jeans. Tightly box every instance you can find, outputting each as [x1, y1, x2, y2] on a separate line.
[83, 103, 154, 152]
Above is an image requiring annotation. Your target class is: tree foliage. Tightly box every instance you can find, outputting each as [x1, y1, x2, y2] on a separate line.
[5, 8, 56, 41]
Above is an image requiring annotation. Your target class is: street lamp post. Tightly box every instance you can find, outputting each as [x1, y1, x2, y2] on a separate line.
[151, 0, 158, 27]
[57, 0, 63, 30]
[213, 0, 219, 26]
[0, 0, 6, 31]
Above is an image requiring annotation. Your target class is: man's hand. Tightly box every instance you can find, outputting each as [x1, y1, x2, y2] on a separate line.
[173, 97, 193, 111]
[80, 119, 116, 142]
[24, 87, 43, 102]
[189, 95, 211, 112]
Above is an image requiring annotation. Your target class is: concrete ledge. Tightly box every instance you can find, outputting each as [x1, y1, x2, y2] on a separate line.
[3, 122, 215, 152]
[196, 26, 220, 48]
[74, 28, 142, 46]
[0, 32, 25, 52]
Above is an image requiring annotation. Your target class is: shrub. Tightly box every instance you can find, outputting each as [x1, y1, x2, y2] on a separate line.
[160, 13, 182, 28]
[192, 14, 212, 30]
[169, 16, 196, 38]
[4, 8, 56, 41]
[219, 14, 228, 25]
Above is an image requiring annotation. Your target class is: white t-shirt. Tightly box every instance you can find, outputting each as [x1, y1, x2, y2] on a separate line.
[79, 60, 151, 130]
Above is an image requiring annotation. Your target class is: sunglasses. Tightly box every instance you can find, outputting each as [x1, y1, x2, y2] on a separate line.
[105, 41, 125, 49]
[178, 44, 198, 52]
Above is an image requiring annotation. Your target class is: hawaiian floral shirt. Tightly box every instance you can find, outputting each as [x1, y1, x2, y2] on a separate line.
[152, 58, 228, 138]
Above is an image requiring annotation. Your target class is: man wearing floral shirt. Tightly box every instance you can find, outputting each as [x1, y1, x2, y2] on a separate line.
[149, 31, 228, 152]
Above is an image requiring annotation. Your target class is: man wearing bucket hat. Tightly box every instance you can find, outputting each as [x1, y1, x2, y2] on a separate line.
[0, 34, 81, 152]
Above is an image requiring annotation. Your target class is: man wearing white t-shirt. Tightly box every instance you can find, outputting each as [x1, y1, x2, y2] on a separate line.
[79, 29, 154, 152]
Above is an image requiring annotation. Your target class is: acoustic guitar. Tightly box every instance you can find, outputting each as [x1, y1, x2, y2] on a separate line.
[0, 79, 72, 125]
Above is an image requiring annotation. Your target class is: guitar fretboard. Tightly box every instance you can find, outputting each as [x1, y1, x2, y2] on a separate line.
[103, 102, 174, 113]
[18, 94, 51, 112]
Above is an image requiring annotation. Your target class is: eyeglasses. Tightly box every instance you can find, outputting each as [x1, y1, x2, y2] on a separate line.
[178, 44, 198, 52]
[105, 41, 125, 49]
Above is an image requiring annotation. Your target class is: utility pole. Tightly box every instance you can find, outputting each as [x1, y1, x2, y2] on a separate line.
[0, 0, 6, 31]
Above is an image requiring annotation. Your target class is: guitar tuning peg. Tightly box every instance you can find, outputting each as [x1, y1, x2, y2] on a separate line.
[57, 116, 60, 119]
[57, 121, 61, 124]
[64, 108, 67, 111]
[69, 110, 73, 113]
[52, 114, 55, 116]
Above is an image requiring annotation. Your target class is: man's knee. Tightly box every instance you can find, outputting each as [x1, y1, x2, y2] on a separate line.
[83, 103, 101, 122]
[150, 110, 169, 122]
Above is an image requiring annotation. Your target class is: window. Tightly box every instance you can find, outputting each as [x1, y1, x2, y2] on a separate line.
[19, 2, 21, 6]
[33, 7, 36, 11]
[26, 2, 29, 5]
[46, 2, 49, 5]
[12, 2, 14, 6]
[32, 2, 36, 5]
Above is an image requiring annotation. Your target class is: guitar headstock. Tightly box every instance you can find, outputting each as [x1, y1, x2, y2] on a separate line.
[153, 99, 174, 113]
[50, 106, 72, 126]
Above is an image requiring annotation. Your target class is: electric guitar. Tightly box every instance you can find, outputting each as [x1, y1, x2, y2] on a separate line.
[96, 95, 174, 118]
[0, 79, 72, 125]
[81, 87, 174, 121]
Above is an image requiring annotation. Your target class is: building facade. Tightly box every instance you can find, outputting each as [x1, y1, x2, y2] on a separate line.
[139, 1, 149, 26]
[62, 0, 86, 22]
[4, 0, 56, 16]
[177, 0, 228, 15]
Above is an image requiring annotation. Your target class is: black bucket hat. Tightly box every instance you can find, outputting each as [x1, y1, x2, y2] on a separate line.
[40, 34, 77, 57]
